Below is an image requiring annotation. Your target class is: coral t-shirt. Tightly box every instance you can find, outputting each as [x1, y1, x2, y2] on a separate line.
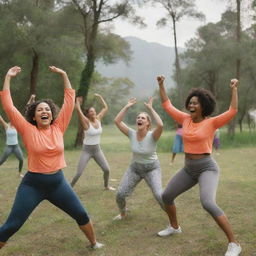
[162, 100, 237, 154]
[0, 89, 75, 173]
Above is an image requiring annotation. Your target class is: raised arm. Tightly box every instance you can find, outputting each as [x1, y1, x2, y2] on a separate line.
[26, 94, 36, 105]
[157, 75, 169, 103]
[230, 79, 238, 110]
[0, 115, 8, 130]
[49, 66, 72, 89]
[144, 97, 163, 141]
[157, 75, 189, 124]
[212, 79, 238, 128]
[114, 98, 136, 136]
[49, 66, 75, 133]
[75, 96, 89, 130]
[1, 67, 29, 133]
[3, 66, 21, 91]
[95, 93, 108, 120]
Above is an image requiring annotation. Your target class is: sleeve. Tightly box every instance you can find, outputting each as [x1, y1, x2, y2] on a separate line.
[162, 99, 189, 124]
[211, 107, 237, 129]
[0, 90, 30, 134]
[54, 88, 75, 133]
[128, 128, 134, 139]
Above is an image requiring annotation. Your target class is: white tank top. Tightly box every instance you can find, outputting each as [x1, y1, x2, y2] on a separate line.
[83, 120, 102, 145]
[6, 126, 18, 145]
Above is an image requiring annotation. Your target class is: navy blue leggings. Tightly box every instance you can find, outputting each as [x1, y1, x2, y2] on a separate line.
[0, 170, 90, 242]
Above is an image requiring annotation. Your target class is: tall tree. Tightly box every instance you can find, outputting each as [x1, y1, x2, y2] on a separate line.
[151, 0, 204, 106]
[60, 0, 144, 146]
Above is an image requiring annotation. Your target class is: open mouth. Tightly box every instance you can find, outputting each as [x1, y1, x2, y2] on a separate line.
[189, 109, 196, 113]
[41, 115, 49, 120]
[137, 121, 143, 126]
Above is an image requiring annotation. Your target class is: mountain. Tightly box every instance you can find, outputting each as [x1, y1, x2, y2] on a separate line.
[96, 36, 179, 98]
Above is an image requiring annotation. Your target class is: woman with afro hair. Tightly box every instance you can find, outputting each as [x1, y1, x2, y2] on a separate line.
[0, 66, 103, 250]
[157, 76, 241, 256]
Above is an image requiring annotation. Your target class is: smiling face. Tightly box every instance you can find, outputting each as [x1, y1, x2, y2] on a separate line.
[136, 112, 151, 131]
[188, 96, 203, 120]
[33, 102, 53, 129]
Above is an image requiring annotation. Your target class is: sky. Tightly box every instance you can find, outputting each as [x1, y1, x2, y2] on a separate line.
[112, 0, 228, 47]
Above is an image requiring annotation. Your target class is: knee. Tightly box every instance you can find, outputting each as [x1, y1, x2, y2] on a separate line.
[162, 191, 174, 205]
[75, 210, 90, 226]
[201, 199, 218, 216]
[116, 190, 125, 203]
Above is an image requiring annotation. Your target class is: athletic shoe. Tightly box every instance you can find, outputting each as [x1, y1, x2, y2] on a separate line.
[105, 186, 116, 191]
[113, 214, 125, 220]
[157, 225, 182, 237]
[225, 242, 241, 256]
[91, 242, 104, 249]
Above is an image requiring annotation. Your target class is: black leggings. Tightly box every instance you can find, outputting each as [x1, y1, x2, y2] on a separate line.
[0, 171, 90, 242]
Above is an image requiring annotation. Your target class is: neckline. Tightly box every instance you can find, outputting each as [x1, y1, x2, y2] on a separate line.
[90, 120, 100, 129]
[136, 130, 148, 142]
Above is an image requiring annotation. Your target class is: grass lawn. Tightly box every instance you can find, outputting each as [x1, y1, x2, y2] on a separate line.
[0, 131, 255, 255]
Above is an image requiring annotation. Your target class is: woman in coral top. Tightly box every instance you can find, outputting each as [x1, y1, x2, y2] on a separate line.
[0, 66, 103, 250]
[157, 76, 241, 256]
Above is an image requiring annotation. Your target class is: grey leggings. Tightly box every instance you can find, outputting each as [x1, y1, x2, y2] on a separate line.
[116, 160, 164, 213]
[0, 144, 23, 172]
[162, 155, 224, 217]
[71, 144, 110, 187]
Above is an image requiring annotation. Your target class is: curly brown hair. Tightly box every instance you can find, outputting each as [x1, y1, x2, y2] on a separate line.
[25, 99, 59, 126]
[185, 88, 216, 117]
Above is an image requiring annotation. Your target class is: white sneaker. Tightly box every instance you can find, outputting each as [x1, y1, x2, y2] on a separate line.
[91, 242, 104, 249]
[157, 225, 182, 237]
[225, 242, 241, 256]
[113, 214, 124, 220]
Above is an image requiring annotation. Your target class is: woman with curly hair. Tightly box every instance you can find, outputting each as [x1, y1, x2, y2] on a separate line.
[0, 66, 103, 250]
[157, 76, 241, 256]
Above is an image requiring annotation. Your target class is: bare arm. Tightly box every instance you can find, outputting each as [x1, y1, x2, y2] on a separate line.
[144, 97, 163, 141]
[26, 94, 36, 105]
[157, 75, 169, 103]
[114, 98, 136, 136]
[95, 93, 108, 120]
[49, 66, 72, 89]
[0, 115, 8, 130]
[3, 66, 21, 91]
[75, 96, 89, 130]
[230, 79, 238, 110]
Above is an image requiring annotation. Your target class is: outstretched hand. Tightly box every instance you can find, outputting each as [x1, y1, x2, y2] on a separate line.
[94, 93, 101, 98]
[127, 98, 137, 107]
[230, 79, 239, 89]
[6, 66, 21, 77]
[76, 96, 83, 106]
[157, 75, 165, 85]
[144, 96, 153, 110]
[49, 66, 66, 75]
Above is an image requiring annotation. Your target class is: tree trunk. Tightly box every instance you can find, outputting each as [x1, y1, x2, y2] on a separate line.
[30, 48, 39, 97]
[228, 0, 241, 137]
[172, 18, 183, 107]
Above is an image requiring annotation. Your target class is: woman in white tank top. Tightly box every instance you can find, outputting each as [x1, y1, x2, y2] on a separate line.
[70, 94, 115, 190]
[0, 115, 24, 177]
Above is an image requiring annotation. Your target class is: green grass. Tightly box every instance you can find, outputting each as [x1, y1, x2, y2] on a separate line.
[0, 126, 255, 255]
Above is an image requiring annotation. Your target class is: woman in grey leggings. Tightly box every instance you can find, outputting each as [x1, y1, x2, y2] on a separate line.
[0, 115, 23, 177]
[114, 97, 164, 220]
[71, 94, 114, 190]
[157, 76, 241, 256]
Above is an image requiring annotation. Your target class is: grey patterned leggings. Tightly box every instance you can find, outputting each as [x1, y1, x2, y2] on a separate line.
[0, 144, 23, 172]
[71, 144, 110, 187]
[116, 160, 164, 213]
